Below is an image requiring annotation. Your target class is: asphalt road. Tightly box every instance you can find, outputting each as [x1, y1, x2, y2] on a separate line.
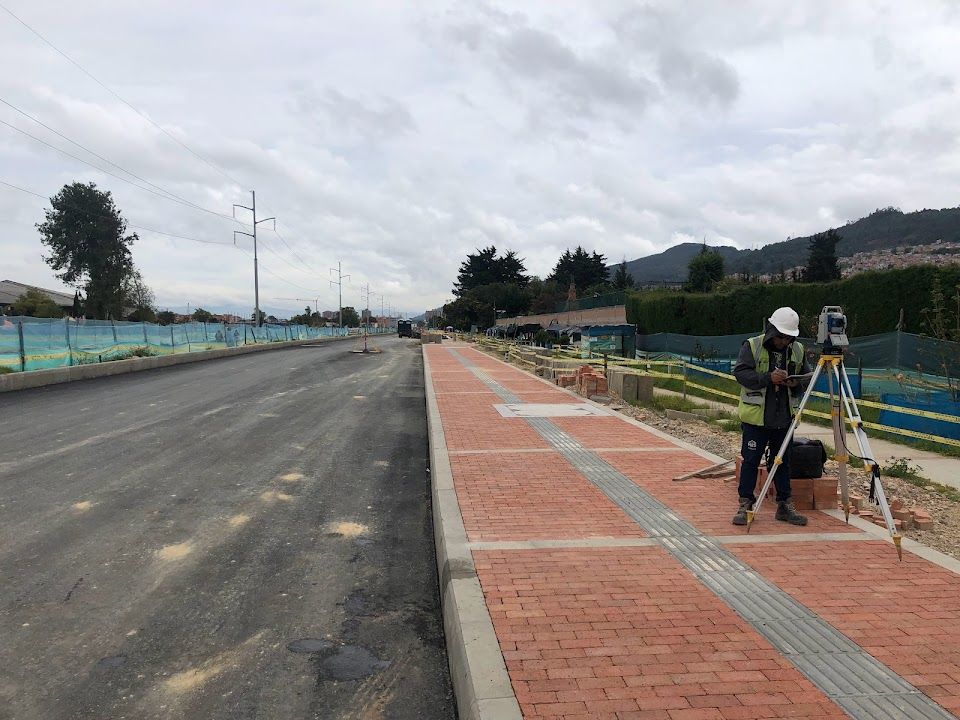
[0, 336, 456, 720]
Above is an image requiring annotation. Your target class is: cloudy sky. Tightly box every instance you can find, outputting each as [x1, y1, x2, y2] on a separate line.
[2, 1, 959, 318]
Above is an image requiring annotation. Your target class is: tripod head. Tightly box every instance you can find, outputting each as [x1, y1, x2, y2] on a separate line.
[817, 306, 849, 355]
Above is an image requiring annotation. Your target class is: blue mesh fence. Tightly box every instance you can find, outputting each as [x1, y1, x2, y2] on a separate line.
[634, 329, 960, 446]
[0, 317, 370, 373]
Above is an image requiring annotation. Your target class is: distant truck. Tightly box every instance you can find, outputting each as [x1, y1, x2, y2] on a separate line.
[397, 320, 413, 338]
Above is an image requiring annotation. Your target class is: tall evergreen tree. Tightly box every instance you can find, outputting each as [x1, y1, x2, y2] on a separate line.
[613, 260, 635, 290]
[685, 244, 725, 292]
[453, 246, 529, 296]
[548, 246, 608, 292]
[801, 229, 842, 283]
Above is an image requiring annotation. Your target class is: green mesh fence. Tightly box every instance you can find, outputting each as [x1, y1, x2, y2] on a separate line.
[0, 317, 378, 373]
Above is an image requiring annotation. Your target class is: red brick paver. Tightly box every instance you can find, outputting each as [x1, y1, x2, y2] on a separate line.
[426, 344, 960, 719]
[475, 547, 848, 719]
[601, 451, 860, 536]
[452, 453, 647, 542]
[728, 540, 960, 715]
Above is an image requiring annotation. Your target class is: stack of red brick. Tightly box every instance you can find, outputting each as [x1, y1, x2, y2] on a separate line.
[850, 495, 933, 530]
[734, 455, 837, 510]
[556, 365, 608, 397]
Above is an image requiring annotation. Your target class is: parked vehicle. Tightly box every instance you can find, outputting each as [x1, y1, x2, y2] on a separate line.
[398, 320, 413, 338]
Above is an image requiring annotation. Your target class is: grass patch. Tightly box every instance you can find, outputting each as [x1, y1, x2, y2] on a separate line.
[0, 366, 13, 374]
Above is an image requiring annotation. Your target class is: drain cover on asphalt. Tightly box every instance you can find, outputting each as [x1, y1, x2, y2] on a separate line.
[494, 403, 610, 418]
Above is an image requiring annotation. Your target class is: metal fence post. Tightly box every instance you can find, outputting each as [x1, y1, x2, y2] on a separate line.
[170, 325, 175, 354]
[17, 320, 26, 372]
[203, 322, 208, 342]
[111, 320, 117, 345]
[244, 324, 248, 345]
[65, 318, 73, 366]
[142, 321, 148, 345]
[682, 359, 687, 401]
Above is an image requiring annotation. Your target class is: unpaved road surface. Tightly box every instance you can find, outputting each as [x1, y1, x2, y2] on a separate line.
[0, 337, 455, 719]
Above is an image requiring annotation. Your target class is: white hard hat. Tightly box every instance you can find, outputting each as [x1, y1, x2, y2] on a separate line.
[769, 307, 800, 336]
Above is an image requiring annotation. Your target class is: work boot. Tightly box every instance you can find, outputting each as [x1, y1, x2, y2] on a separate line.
[732, 497, 753, 526]
[776, 499, 808, 526]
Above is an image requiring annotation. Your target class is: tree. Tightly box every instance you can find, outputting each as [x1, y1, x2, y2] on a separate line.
[340, 306, 360, 327]
[156, 310, 176, 325]
[38, 182, 137, 319]
[123, 269, 156, 322]
[192, 308, 213, 323]
[453, 246, 529, 296]
[685, 245, 725, 292]
[802, 229, 842, 283]
[548, 246, 609, 293]
[613, 260, 635, 290]
[11, 288, 63, 318]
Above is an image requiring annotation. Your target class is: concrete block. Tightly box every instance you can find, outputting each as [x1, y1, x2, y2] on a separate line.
[665, 409, 700, 423]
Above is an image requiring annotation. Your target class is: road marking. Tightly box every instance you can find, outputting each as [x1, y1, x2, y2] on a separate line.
[260, 491, 293, 503]
[353, 395, 366, 400]
[374, 461, 390, 468]
[157, 542, 193, 561]
[280, 472, 304, 482]
[72, 501, 94, 512]
[228, 514, 251, 527]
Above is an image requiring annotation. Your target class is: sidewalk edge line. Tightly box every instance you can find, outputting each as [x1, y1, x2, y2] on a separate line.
[423, 347, 522, 720]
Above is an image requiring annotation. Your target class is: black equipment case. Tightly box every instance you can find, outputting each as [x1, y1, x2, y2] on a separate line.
[789, 437, 827, 479]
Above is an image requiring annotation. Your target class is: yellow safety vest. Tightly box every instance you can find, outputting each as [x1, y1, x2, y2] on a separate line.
[737, 335, 805, 426]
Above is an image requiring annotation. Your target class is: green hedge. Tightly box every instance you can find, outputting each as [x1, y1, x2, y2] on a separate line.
[626, 266, 960, 337]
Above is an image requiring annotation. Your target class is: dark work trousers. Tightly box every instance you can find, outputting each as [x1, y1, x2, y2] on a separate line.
[738, 422, 792, 503]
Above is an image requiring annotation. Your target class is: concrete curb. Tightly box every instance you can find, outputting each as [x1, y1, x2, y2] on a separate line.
[422, 348, 522, 720]
[0, 334, 358, 393]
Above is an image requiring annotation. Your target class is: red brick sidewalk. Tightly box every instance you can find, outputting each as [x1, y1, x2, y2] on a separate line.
[427, 344, 960, 720]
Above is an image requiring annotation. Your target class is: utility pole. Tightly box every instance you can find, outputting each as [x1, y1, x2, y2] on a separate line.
[329, 261, 349, 332]
[361, 283, 374, 328]
[233, 190, 275, 327]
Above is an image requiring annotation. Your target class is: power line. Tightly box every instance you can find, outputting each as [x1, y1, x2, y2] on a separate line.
[0, 96, 244, 225]
[269, 226, 317, 272]
[237, 246, 323, 295]
[0, 117, 249, 226]
[257, 237, 320, 276]
[0, 0, 245, 189]
[0, 178, 234, 247]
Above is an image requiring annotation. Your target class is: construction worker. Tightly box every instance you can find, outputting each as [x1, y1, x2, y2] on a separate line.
[732, 307, 811, 526]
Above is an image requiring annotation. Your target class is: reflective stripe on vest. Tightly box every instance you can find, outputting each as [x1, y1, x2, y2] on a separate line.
[737, 335, 805, 425]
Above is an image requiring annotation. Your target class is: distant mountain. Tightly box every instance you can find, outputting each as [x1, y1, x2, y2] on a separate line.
[618, 206, 960, 284]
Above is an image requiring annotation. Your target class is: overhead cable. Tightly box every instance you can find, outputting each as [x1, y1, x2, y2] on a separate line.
[0, 1, 246, 189]
[0, 178, 234, 246]
[0, 118, 250, 226]
[0, 96, 245, 225]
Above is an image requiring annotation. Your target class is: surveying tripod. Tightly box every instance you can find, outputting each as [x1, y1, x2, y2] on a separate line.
[746, 308, 903, 560]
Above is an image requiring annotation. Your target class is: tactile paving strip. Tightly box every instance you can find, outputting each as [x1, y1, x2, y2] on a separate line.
[446, 348, 956, 720]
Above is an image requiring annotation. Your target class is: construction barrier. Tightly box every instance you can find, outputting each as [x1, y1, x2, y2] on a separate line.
[0, 316, 382, 373]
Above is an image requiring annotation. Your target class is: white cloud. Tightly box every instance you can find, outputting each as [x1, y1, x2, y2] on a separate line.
[0, 1, 958, 318]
